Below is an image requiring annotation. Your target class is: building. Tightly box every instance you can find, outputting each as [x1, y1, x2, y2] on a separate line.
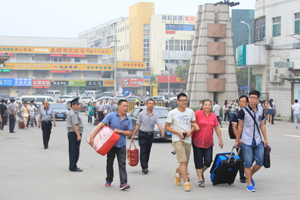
[231, 9, 255, 59]
[251, 0, 300, 117]
[0, 36, 114, 97]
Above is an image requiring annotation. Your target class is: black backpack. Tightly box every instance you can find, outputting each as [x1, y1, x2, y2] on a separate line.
[228, 111, 238, 139]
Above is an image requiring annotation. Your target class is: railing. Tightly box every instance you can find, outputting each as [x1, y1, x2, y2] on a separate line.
[127, 101, 166, 112]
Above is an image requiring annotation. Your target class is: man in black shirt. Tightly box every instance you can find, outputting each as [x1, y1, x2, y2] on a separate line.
[0, 99, 8, 130]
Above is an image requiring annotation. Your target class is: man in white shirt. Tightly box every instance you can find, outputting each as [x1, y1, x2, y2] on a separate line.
[292, 99, 300, 129]
[213, 101, 222, 128]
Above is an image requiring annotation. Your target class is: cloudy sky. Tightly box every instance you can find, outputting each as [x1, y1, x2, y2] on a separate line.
[0, 0, 255, 38]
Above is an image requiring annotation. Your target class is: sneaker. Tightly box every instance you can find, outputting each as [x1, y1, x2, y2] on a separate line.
[120, 183, 130, 190]
[251, 178, 255, 186]
[105, 182, 112, 187]
[142, 169, 149, 174]
[171, 150, 176, 155]
[246, 185, 256, 192]
[174, 174, 182, 186]
[184, 182, 191, 192]
[240, 178, 247, 183]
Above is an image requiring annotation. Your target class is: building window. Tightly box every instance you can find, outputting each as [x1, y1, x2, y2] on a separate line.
[273, 16, 281, 37]
[296, 13, 300, 34]
[166, 24, 195, 31]
[254, 17, 265, 41]
[165, 40, 193, 51]
[143, 24, 150, 69]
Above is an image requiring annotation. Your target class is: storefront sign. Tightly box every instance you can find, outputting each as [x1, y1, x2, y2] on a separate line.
[161, 15, 196, 24]
[0, 78, 14, 86]
[32, 79, 51, 87]
[14, 78, 32, 86]
[117, 61, 145, 69]
[0, 46, 113, 55]
[51, 70, 72, 73]
[103, 80, 114, 87]
[122, 78, 143, 87]
[86, 81, 103, 86]
[51, 81, 68, 86]
[158, 76, 186, 83]
[68, 80, 86, 87]
[4, 63, 113, 71]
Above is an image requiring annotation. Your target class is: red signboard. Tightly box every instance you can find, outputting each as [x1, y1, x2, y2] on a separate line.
[158, 76, 186, 83]
[166, 31, 175, 34]
[32, 79, 51, 87]
[122, 78, 143, 87]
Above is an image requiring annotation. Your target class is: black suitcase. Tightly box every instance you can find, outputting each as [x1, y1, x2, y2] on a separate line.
[210, 146, 242, 186]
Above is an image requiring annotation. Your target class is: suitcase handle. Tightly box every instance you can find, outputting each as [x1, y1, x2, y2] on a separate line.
[228, 146, 241, 163]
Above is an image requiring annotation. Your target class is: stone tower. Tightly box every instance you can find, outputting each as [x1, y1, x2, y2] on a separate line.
[186, 3, 238, 108]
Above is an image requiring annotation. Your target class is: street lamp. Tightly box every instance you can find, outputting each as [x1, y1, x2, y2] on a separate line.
[240, 21, 254, 94]
[167, 37, 174, 100]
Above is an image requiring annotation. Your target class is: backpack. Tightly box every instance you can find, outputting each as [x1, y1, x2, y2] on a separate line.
[228, 111, 238, 139]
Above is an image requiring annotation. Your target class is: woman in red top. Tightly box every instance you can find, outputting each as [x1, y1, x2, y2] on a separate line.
[193, 99, 223, 187]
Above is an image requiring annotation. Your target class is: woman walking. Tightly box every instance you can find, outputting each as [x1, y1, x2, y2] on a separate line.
[223, 100, 230, 125]
[22, 101, 30, 130]
[193, 99, 223, 187]
[267, 100, 273, 125]
[86, 102, 94, 125]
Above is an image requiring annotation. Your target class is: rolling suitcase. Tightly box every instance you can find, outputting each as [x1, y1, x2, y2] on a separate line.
[210, 146, 242, 186]
[19, 119, 25, 129]
[94, 118, 99, 126]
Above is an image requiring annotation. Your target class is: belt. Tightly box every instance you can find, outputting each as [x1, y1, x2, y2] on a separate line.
[42, 121, 51, 123]
[140, 130, 153, 135]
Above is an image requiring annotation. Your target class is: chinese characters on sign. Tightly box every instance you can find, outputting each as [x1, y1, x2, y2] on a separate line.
[122, 78, 143, 87]
[103, 80, 114, 87]
[86, 81, 103, 86]
[161, 15, 196, 24]
[0, 78, 14, 86]
[32, 79, 51, 87]
[117, 62, 146, 69]
[14, 78, 32, 86]
[51, 81, 68, 86]
[68, 80, 86, 87]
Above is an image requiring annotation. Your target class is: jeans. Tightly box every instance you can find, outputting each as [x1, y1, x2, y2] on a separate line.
[224, 111, 230, 121]
[138, 131, 154, 170]
[27, 117, 37, 127]
[98, 111, 104, 122]
[68, 131, 81, 170]
[106, 146, 127, 184]
[88, 114, 93, 123]
[237, 146, 246, 179]
[242, 142, 264, 168]
[42, 121, 52, 148]
[216, 115, 222, 127]
[294, 113, 300, 127]
[9, 114, 16, 133]
[1, 115, 7, 129]
[192, 143, 213, 169]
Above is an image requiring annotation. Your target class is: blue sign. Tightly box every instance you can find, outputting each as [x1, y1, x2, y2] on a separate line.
[123, 89, 130, 97]
[144, 76, 151, 79]
[0, 78, 14, 86]
[14, 78, 32, 86]
[241, 86, 248, 90]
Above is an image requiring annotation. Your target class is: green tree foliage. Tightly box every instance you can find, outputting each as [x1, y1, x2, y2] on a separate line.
[177, 60, 190, 82]
[235, 67, 256, 92]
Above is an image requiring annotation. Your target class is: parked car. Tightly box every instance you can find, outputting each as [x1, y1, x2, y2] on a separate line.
[139, 97, 151, 106]
[96, 96, 113, 102]
[49, 103, 68, 121]
[152, 96, 166, 101]
[129, 106, 171, 140]
[127, 96, 140, 102]
[79, 96, 93, 107]
[56, 95, 74, 103]
[112, 95, 127, 104]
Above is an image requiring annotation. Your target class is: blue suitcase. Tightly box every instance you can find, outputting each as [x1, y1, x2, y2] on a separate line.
[210, 146, 242, 186]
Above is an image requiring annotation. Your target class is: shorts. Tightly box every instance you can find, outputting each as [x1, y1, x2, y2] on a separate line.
[173, 141, 191, 163]
[192, 143, 213, 169]
[242, 142, 264, 168]
[267, 109, 273, 115]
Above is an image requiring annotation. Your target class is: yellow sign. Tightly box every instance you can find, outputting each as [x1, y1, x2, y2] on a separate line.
[143, 80, 158, 87]
[103, 80, 114, 87]
[4, 63, 113, 71]
[117, 61, 146, 69]
[0, 46, 113, 55]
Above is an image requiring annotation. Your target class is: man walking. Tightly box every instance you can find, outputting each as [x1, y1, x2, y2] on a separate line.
[235, 90, 268, 192]
[38, 101, 56, 149]
[213, 101, 222, 128]
[107, 100, 116, 114]
[67, 97, 83, 172]
[131, 99, 165, 174]
[165, 93, 196, 192]
[7, 98, 17, 133]
[292, 99, 300, 129]
[231, 95, 248, 183]
[96, 99, 105, 122]
[90, 99, 132, 191]
[270, 99, 276, 124]
[0, 99, 8, 130]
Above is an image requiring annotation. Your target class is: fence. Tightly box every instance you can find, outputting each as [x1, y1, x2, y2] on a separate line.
[128, 101, 165, 113]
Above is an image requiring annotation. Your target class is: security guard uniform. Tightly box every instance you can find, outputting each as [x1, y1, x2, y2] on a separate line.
[39, 105, 55, 149]
[67, 98, 84, 172]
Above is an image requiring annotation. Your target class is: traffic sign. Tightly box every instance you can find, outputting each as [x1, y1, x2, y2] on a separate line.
[241, 86, 248, 90]
[123, 89, 130, 96]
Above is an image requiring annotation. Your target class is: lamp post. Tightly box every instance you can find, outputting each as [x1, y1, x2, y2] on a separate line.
[241, 21, 253, 94]
[167, 37, 174, 100]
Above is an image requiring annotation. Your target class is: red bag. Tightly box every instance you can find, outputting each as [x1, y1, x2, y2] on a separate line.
[86, 126, 120, 156]
[19, 119, 25, 129]
[127, 141, 139, 167]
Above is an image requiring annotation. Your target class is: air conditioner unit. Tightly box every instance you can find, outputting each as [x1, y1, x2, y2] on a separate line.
[160, 70, 165, 75]
[263, 37, 273, 46]
[293, 43, 300, 49]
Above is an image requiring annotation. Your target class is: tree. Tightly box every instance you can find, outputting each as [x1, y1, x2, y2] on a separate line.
[177, 60, 190, 82]
[235, 67, 256, 93]
[150, 74, 158, 85]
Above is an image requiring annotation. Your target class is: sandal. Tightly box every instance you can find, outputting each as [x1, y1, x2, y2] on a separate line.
[198, 181, 205, 187]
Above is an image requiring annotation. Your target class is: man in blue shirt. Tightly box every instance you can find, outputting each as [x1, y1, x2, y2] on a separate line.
[90, 99, 132, 191]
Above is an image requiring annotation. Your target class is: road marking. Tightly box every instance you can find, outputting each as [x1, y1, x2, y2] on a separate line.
[282, 134, 300, 138]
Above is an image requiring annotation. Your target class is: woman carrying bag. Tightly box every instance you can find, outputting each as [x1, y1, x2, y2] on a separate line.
[22, 102, 30, 130]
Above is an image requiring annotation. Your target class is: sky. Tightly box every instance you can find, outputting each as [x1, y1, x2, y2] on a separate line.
[0, 0, 255, 38]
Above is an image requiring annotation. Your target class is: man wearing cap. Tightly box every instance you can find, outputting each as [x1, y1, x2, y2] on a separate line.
[7, 98, 17, 133]
[67, 97, 84, 172]
[38, 101, 56, 149]
[0, 99, 8, 130]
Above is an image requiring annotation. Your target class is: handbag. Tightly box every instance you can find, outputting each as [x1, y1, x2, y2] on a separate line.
[244, 107, 271, 168]
[273, 109, 276, 115]
[85, 109, 89, 116]
[192, 110, 201, 139]
[127, 141, 139, 167]
[86, 126, 120, 156]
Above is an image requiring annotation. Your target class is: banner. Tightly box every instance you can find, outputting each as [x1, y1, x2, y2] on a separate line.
[14, 78, 32, 86]
[103, 80, 114, 87]
[32, 79, 51, 87]
[122, 78, 143, 87]
[0, 78, 14, 86]
[117, 61, 145, 69]
[51, 81, 68, 86]
[86, 81, 103, 86]
[68, 80, 86, 87]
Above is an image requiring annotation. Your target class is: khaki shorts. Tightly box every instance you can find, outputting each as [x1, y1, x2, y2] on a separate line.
[173, 141, 191, 163]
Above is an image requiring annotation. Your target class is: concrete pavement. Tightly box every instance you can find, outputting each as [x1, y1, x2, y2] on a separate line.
[1, 115, 300, 200]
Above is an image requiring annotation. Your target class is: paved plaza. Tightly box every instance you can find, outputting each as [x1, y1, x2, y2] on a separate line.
[1, 114, 299, 200]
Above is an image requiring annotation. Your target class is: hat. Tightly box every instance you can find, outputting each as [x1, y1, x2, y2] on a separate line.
[1, 99, 5, 103]
[69, 97, 80, 105]
[10, 98, 15, 102]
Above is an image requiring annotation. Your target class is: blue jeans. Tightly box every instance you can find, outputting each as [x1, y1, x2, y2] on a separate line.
[242, 142, 264, 168]
[294, 113, 300, 127]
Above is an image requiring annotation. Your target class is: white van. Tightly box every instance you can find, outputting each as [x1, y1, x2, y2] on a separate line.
[45, 90, 61, 99]
[21, 95, 54, 103]
[82, 90, 100, 97]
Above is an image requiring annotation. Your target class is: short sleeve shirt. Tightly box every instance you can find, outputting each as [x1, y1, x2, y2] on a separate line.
[166, 108, 196, 144]
[96, 103, 105, 111]
[7, 103, 16, 115]
[193, 110, 219, 149]
[136, 110, 160, 132]
[107, 104, 116, 113]
[0, 104, 7, 116]
[231, 111, 238, 124]
[67, 108, 84, 133]
[292, 103, 300, 114]
[40, 108, 55, 121]
[213, 104, 220, 116]
[102, 112, 132, 148]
